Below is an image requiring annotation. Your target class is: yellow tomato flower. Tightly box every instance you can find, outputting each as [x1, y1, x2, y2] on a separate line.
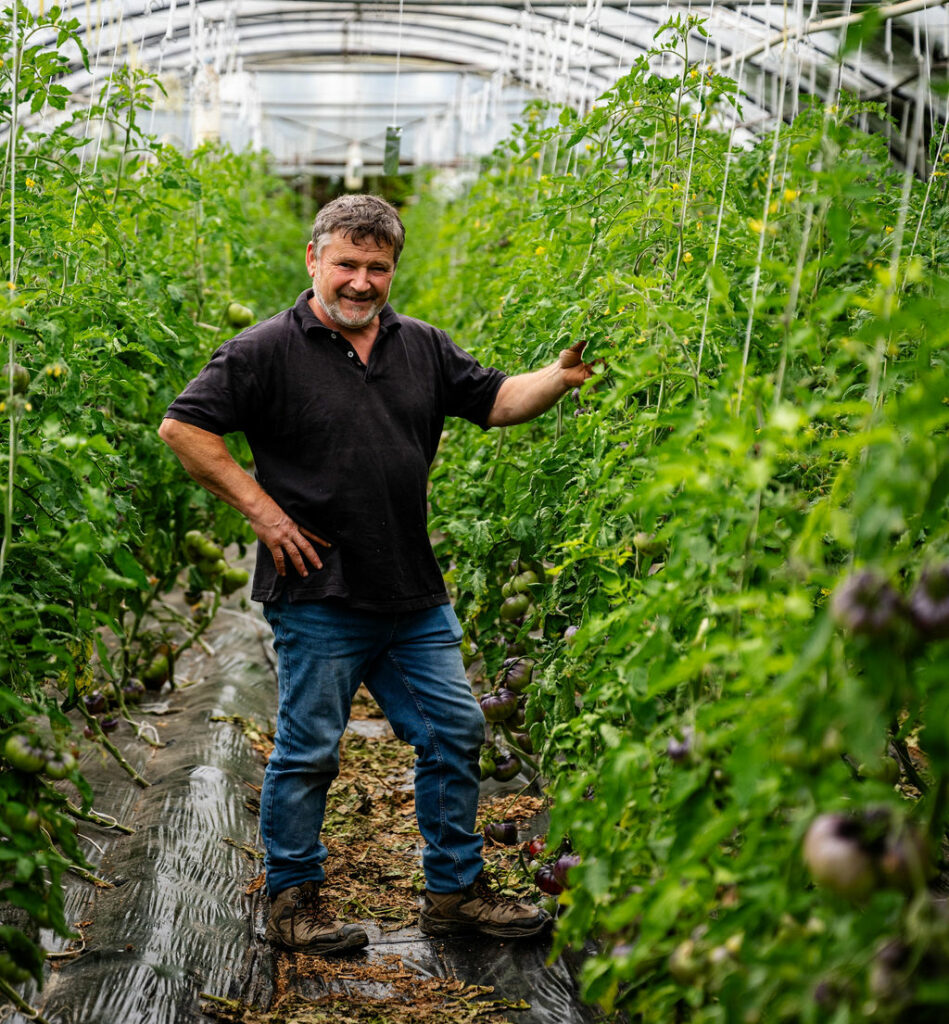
[689, 69, 699, 79]
[532, 151, 541, 159]
[671, 182, 681, 192]
[534, 245, 546, 256]
[769, 199, 779, 214]
[25, 177, 36, 189]
[885, 226, 894, 234]
[6, 282, 14, 291]
[683, 252, 694, 264]
[784, 188, 800, 202]
[24, 402, 32, 412]
[748, 218, 764, 234]
[0, 402, 5, 413]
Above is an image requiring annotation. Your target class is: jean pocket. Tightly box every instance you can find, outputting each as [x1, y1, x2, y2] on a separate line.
[440, 603, 464, 644]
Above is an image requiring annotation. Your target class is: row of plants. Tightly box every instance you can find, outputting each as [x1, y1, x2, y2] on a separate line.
[0, 2, 304, 995]
[397, 14, 949, 1022]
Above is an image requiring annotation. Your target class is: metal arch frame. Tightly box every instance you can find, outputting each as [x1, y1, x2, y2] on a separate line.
[14, 0, 949, 170]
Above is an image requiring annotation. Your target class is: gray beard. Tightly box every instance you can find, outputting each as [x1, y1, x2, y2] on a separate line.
[314, 286, 383, 329]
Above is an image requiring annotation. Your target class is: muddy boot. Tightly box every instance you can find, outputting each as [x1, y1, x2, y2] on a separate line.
[265, 881, 368, 954]
[419, 872, 552, 939]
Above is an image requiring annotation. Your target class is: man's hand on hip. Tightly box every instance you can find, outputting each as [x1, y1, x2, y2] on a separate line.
[249, 510, 331, 578]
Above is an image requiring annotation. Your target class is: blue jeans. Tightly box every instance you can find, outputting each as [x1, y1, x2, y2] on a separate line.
[260, 598, 486, 896]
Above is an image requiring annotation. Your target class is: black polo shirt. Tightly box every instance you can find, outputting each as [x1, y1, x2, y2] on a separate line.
[164, 290, 506, 611]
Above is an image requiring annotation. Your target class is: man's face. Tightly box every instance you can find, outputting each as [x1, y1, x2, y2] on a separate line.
[306, 231, 396, 331]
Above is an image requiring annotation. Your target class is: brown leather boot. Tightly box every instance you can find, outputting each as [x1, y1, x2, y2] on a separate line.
[265, 881, 368, 954]
[419, 872, 552, 939]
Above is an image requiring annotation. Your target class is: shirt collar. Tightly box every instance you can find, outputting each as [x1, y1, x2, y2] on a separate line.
[293, 289, 402, 337]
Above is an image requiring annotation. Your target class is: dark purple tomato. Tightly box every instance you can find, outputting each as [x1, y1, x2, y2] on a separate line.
[83, 691, 107, 715]
[511, 731, 534, 755]
[667, 729, 693, 763]
[830, 570, 903, 637]
[907, 563, 949, 639]
[100, 716, 120, 734]
[535, 864, 564, 896]
[553, 853, 581, 887]
[484, 821, 519, 845]
[802, 813, 877, 899]
[879, 825, 931, 892]
[500, 657, 534, 694]
[123, 681, 146, 704]
[492, 752, 522, 782]
[480, 688, 518, 723]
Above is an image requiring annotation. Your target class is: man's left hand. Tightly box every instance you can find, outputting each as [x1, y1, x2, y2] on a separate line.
[558, 339, 597, 388]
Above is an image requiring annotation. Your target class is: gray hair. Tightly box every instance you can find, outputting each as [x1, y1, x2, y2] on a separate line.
[311, 194, 405, 264]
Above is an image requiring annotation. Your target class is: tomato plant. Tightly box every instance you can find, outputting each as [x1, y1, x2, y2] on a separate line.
[0, 1, 307, 986]
[398, 14, 949, 1022]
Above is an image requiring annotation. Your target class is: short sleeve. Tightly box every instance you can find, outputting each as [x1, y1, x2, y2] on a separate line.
[438, 332, 507, 430]
[164, 337, 262, 436]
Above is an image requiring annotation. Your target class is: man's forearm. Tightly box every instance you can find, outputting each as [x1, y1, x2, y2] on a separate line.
[486, 362, 571, 428]
[158, 419, 278, 523]
[158, 418, 329, 576]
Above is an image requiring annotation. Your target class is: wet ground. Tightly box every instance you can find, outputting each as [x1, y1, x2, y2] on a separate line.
[2, 586, 609, 1024]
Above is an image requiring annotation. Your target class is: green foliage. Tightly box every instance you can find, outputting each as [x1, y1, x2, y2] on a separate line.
[0, 2, 307, 980]
[398, 16, 949, 1023]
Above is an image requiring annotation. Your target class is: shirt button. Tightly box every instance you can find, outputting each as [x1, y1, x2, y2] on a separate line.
[331, 332, 337, 339]
[347, 351, 354, 358]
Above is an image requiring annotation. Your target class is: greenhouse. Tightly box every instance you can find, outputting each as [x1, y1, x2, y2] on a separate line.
[1, 0, 949, 1022]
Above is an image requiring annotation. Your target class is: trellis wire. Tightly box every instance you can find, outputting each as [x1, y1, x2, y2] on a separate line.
[735, 14, 791, 416]
[1, 0, 20, 584]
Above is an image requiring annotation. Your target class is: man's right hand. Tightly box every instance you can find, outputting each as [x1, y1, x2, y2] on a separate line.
[248, 509, 332, 578]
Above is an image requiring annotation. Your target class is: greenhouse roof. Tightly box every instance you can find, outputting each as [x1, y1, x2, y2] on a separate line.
[23, 0, 949, 174]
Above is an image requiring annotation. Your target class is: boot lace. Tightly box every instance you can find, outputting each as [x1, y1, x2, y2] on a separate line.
[467, 872, 509, 908]
[294, 885, 334, 927]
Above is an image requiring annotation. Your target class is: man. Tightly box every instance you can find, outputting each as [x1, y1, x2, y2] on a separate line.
[159, 194, 593, 955]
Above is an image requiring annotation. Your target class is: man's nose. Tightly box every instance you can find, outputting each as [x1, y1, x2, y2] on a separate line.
[350, 267, 371, 291]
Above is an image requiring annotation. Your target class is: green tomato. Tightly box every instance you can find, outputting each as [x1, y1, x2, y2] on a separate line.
[221, 567, 250, 595]
[1, 802, 40, 834]
[512, 570, 538, 594]
[3, 734, 46, 774]
[633, 531, 666, 557]
[226, 301, 255, 328]
[142, 653, 169, 685]
[183, 529, 207, 563]
[196, 537, 225, 562]
[500, 594, 529, 621]
[44, 752, 77, 780]
[1, 362, 30, 396]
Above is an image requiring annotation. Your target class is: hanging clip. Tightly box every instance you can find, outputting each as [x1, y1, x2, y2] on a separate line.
[384, 125, 402, 175]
